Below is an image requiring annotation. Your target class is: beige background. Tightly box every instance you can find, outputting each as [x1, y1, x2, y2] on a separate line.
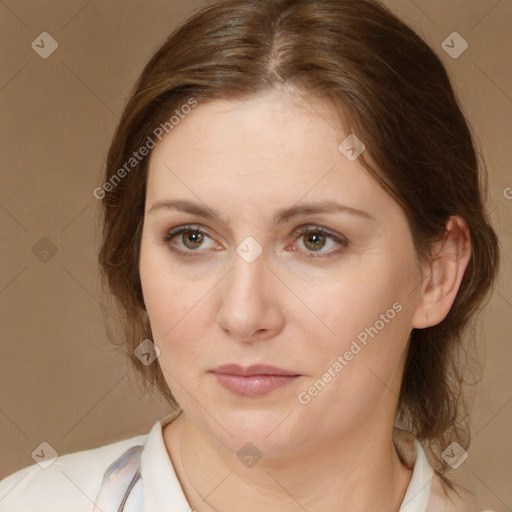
[0, 0, 511, 509]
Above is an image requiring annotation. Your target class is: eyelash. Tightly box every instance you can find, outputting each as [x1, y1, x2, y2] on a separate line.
[162, 224, 348, 259]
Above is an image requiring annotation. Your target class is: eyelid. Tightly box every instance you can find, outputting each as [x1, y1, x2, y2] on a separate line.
[162, 224, 219, 257]
[162, 223, 348, 258]
[292, 224, 347, 243]
[164, 224, 213, 241]
[290, 225, 348, 258]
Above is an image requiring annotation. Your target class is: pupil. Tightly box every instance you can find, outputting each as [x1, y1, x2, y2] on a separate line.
[305, 233, 325, 251]
[184, 231, 203, 248]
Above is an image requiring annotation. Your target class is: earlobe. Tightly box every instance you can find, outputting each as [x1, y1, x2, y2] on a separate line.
[411, 216, 471, 329]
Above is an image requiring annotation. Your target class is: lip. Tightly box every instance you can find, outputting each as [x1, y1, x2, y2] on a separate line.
[211, 364, 301, 397]
[212, 364, 299, 376]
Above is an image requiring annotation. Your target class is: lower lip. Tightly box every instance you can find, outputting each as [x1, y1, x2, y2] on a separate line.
[213, 373, 299, 397]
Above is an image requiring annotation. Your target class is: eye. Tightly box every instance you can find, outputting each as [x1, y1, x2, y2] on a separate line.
[163, 225, 218, 257]
[162, 224, 348, 259]
[291, 225, 348, 258]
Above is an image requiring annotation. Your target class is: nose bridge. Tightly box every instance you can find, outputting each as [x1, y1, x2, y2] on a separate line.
[216, 238, 281, 340]
[226, 240, 268, 309]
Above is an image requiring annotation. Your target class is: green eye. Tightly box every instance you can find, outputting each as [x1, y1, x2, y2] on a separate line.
[293, 226, 348, 258]
[164, 225, 215, 257]
[163, 224, 348, 259]
[180, 230, 205, 250]
[302, 231, 328, 251]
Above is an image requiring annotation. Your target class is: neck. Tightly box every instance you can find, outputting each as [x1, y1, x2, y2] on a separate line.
[164, 413, 412, 512]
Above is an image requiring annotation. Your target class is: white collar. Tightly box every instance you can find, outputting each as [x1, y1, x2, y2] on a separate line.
[398, 437, 434, 510]
[140, 410, 190, 512]
[140, 412, 435, 512]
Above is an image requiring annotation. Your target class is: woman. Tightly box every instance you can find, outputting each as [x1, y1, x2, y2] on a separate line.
[0, 0, 500, 510]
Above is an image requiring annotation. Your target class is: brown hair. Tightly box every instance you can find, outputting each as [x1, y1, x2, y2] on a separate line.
[97, 0, 500, 477]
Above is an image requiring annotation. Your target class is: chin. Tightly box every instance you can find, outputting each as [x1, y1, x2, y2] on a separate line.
[202, 406, 305, 459]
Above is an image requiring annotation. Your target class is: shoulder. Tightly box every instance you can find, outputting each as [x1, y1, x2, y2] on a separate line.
[0, 432, 148, 512]
[428, 471, 491, 512]
[392, 428, 492, 512]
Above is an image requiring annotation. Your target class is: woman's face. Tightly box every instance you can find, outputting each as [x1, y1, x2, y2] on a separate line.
[139, 87, 427, 457]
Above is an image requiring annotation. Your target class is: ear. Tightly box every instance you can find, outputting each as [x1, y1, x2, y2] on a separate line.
[411, 216, 471, 329]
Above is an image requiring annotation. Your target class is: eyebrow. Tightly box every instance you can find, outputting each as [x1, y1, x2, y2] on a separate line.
[147, 199, 375, 224]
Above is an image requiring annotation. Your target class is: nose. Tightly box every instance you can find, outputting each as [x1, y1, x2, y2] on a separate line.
[215, 246, 285, 343]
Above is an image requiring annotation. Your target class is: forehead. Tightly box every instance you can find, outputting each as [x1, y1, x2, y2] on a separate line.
[153, 89, 342, 160]
[145, 89, 393, 220]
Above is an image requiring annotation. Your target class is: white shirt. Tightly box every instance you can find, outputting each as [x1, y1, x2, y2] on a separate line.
[0, 409, 483, 512]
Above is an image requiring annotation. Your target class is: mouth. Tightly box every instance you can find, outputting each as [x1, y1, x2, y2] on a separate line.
[210, 364, 301, 397]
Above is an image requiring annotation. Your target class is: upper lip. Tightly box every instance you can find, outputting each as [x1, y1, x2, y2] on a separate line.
[211, 364, 299, 377]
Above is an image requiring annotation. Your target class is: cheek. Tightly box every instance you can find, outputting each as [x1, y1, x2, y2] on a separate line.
[315, 266, 403, 338]
[306, 254, 416, 377]
[141, 270, 208, 399]
[298, 283, 412, 424]
[140, 239, 204, 336]
[139, 252, 201, 389]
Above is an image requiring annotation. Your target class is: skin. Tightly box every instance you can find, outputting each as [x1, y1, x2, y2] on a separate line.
[138, 86, 471, 512]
